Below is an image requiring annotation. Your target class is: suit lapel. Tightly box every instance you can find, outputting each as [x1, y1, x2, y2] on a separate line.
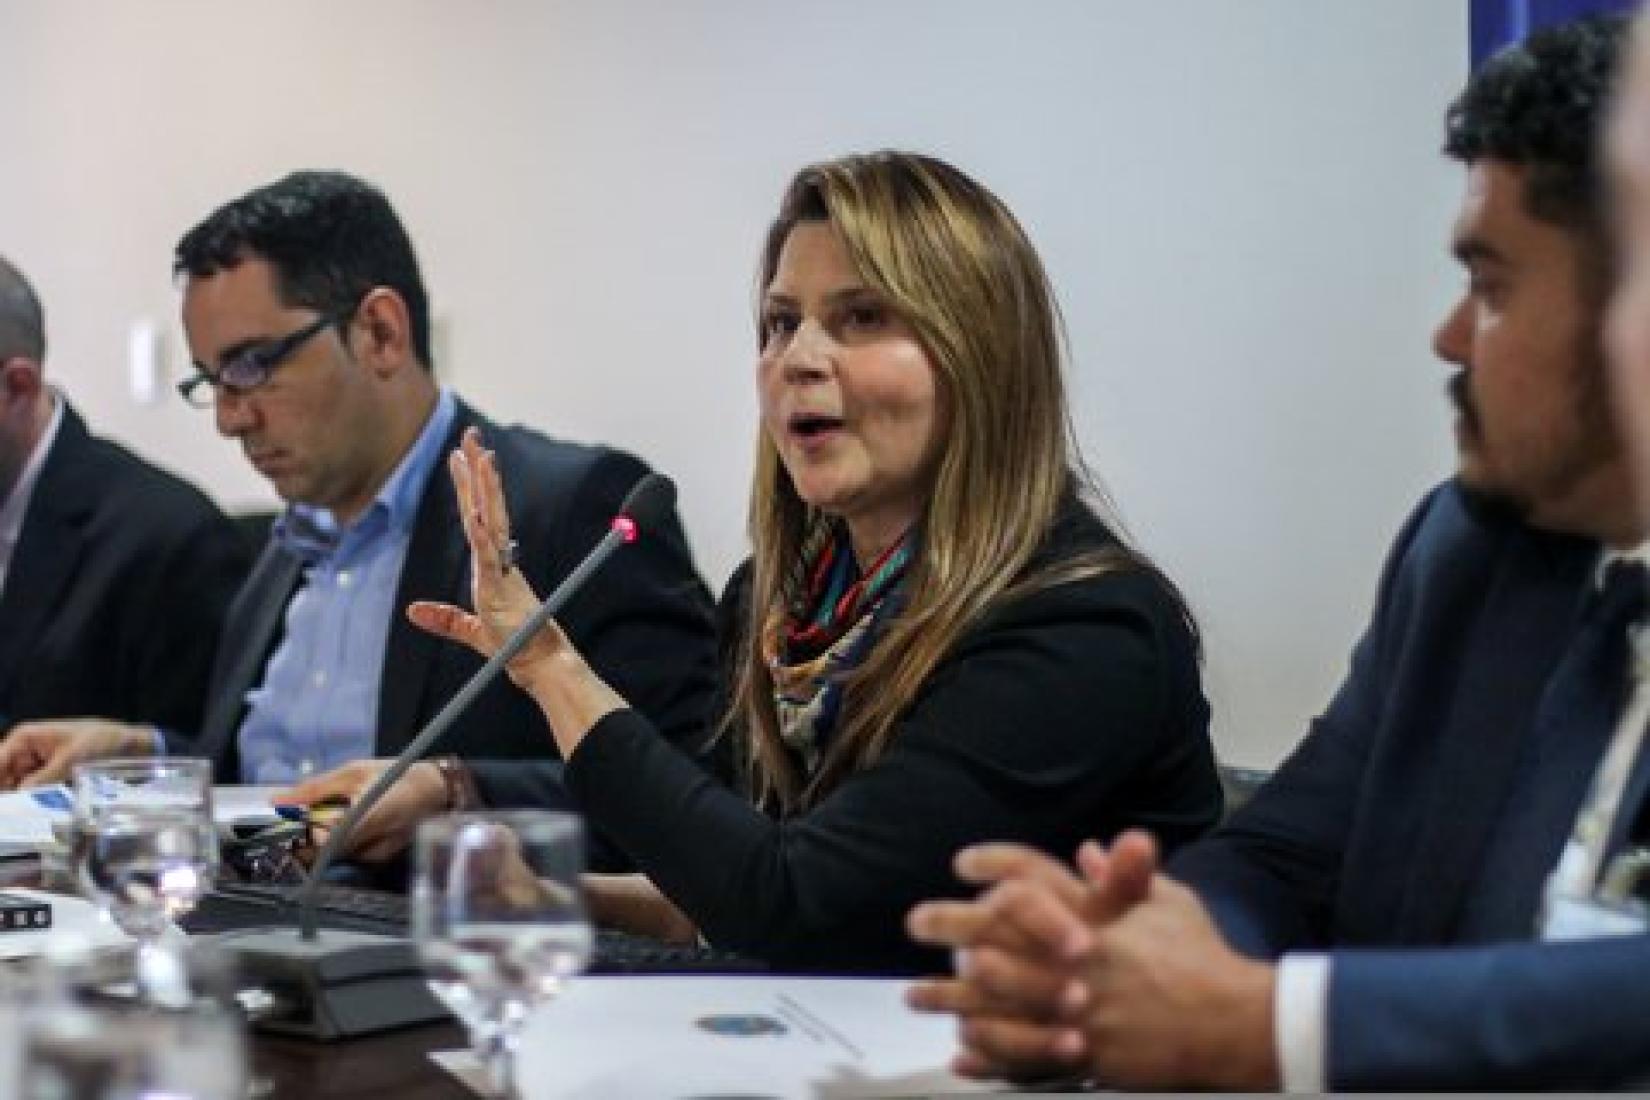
[0, 506, 85, 696]
[194, 546, 302, 773]
[374, 406, 472, 754]
[0, 408, 93, 700]
[1395, 532, 1594, 941]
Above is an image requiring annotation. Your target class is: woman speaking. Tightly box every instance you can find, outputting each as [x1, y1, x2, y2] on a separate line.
[408, 151, 1221, 972]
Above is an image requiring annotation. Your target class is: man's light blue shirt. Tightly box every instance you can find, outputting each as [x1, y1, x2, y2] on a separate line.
[237, 389, 458, 784]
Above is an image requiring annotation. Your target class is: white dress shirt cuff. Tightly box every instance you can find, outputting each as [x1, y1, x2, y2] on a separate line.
[1274, 952, 1331, 1093]
[147, 726, 168, 757]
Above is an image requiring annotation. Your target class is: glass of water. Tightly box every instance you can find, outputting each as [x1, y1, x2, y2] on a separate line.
[71, 758, 218, 1007]
[413, 810, 593, 1098]
[10, 944, 245, 1100]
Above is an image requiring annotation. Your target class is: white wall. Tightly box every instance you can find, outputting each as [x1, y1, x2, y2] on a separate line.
[0, 0, 1466, 767]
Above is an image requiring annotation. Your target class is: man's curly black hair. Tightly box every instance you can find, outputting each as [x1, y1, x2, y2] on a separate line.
[1445, 13, 1627, 239]
[173, 170, 433, 369]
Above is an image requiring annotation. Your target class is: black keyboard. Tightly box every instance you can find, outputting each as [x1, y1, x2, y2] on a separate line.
[185, 882, 407, 937]
[185, 883, 763, 975]
[593, 928, 765, 975]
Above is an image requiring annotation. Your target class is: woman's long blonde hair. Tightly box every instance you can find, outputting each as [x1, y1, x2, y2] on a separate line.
[732, 151, 1142, 812]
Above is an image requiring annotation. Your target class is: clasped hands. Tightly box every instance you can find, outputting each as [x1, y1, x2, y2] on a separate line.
[905, 830, 1281, 1091]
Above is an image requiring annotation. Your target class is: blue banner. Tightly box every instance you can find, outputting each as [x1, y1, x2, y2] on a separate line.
[1471, 0, 1639, 66]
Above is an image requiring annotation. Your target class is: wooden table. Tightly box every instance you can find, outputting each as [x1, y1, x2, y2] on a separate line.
[252, 1019, 475, 1099]
[8, 861, 479, 1098]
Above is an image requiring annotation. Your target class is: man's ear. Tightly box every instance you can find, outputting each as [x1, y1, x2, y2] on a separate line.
[350, 288, 415, 377]
[0, 357, 44, 403]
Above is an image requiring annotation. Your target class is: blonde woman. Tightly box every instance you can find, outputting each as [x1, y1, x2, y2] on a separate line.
[403, 152, 1219, 972]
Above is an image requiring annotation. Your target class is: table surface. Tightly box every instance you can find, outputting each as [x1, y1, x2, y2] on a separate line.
[253, 1019, 475, 1099]
[5, 860, 476, 1099]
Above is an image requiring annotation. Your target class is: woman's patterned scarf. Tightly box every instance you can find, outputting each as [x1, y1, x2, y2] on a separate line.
[761, 522, 912, 773]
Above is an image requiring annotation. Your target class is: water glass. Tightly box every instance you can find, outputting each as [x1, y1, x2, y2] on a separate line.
[5, 942, 245, 1100]
[413, 811, 593, 1098]
[71, 758, 218, 1006]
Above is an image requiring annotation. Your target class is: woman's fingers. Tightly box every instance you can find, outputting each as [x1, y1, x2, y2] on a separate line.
[460, 429, 503, 541]
[477, 442, 511, 561]
[454, 429, 532, 599]
[433, 429, 560, 678]
[407, 600, 493, 656]
[450, 444, 490, 564]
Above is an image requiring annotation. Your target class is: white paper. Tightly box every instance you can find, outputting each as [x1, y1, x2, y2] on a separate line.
[211, 785, 285, 829]
[428, 1048, 490, 1096]
[0, 784, 287, 855]
[0, 889, 131, 960]
[0, 786, 72, 848]
[504, 976, 999, 1099]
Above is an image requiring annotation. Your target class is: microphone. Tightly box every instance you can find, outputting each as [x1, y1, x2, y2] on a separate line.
[222, 472, 676, 1039]
[298, 471, 674, 937]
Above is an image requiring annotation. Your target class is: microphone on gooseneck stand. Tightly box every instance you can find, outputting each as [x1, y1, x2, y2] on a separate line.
[297, 471, 676, 938]
[224, 472, 678, 1040]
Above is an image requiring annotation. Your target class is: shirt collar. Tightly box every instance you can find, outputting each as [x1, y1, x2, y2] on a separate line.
[0, 391, 64, 554]
[273, 387, 458, 562]
[1598, 541, 1650, 588]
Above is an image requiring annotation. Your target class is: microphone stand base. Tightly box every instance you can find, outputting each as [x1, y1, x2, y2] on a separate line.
[219, 927, 448, 1040]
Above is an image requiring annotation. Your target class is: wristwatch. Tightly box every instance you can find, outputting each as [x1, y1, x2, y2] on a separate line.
[431, 755, 481, 812]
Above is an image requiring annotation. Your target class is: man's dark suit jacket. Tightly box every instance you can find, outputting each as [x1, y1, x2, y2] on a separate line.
[178, 400, 719, 855]
[0, 402, 250, 733]
[1172, 481, 1650, 1088]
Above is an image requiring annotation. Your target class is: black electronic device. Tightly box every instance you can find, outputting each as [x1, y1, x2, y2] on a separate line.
[219, 474, 678, 1040]
[228, 814, 287, 839]
[0, 891, 51, 931]
[220, 819, 307, 885]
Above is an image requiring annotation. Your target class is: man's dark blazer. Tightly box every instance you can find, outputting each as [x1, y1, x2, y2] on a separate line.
[1171, 481, 1650, 1088]
[0, 402, 250, 734]
[181, 399, 719, 834]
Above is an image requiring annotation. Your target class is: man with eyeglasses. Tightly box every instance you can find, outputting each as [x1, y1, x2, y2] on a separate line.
[0, 172, 719, 869]
[0, 253, 249, 741]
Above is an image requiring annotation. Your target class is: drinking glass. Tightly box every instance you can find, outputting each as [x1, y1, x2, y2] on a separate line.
[413, 811, 593, 1098]
[5, 938, 245, 1100]
[71, 758, 218, 1007]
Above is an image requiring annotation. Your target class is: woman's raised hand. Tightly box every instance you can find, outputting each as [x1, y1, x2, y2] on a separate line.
[407, 427, 571, 690]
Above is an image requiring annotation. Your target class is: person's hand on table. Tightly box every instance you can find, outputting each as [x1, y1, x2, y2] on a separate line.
[1071, 839, 1280, 1090]
[274, 757, 448, 862]
[0, 718, 156, 788]
[907, 828, 1281, 1090]
[583, 872, 697, 944]
[904, 832, 1157, 1082]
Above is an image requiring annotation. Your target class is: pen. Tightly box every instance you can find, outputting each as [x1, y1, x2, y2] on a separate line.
[273, 794, 351, 825]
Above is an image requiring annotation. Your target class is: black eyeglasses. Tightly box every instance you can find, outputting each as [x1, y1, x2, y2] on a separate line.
[175, 312, 341, 408]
